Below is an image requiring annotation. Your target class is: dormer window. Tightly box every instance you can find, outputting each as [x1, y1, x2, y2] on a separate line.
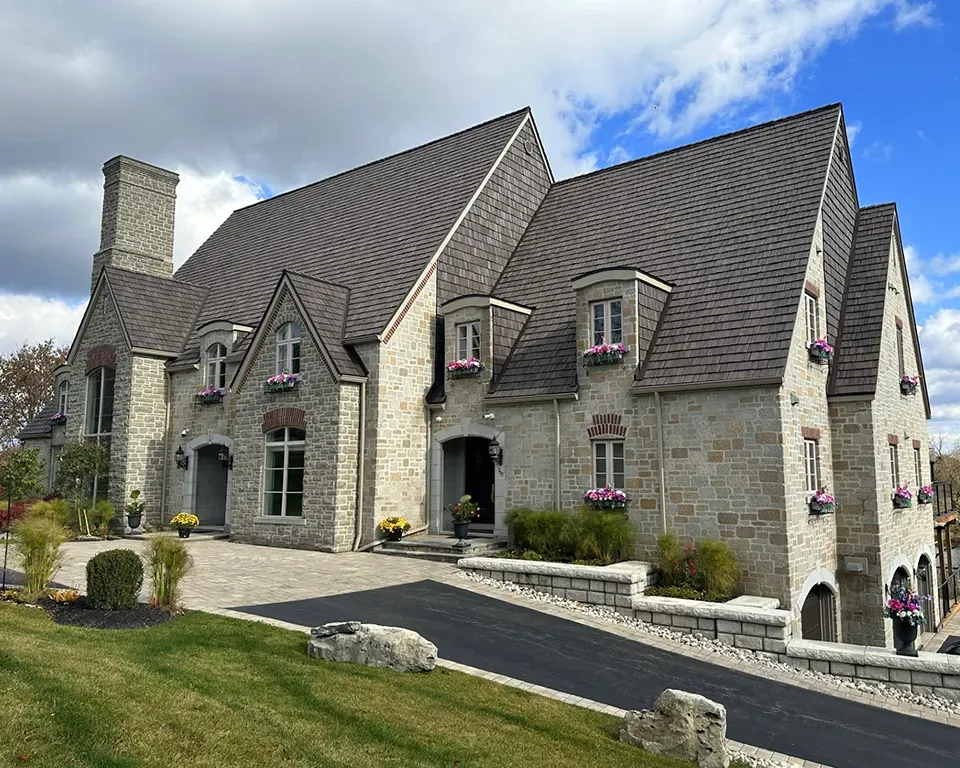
[58, 381, 69, 415]
[591, 300, 622, 346]
[804, 293, 819, 346]
[206, 343, 227, 389]
[276, 322, 302, 375]
[456, 322, 481, 361]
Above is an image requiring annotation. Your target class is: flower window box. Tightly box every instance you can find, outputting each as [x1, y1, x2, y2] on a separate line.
[893, 485, 912, 510]
[446, 358, 484, 379]
[265, 373, 298, 393]
[808, 338, 833, 365]
[50, 412, 67, 426]
[583, 342, 627, 367]
[917, 485, 933, 505]
[808, 488, 835, 515]
[583, 486, 627, 509]
[195, 387, 224, 405]
[900, 375, 920, 396]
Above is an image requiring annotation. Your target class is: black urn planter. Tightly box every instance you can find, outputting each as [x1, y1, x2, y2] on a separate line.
[893, 618, 919, 656]
[126, 513, 142, 530]
[452, 520, 471, 548]
[386, 529, 403, 542]
[178, 528, 191, 539]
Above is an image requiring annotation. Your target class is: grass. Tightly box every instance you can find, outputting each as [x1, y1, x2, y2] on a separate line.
[0, 602, 706, 768]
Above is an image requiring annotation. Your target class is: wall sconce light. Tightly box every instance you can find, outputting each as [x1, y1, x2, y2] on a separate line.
[174, 446, 189, 471]
[218, 445, 234, 470]
[487, 438, 503, 475]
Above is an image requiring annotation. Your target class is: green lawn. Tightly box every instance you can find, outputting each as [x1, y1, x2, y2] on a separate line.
[0, 602, 703, 768]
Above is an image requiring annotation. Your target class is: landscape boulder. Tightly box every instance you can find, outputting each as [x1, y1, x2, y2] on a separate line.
[307, 621, 437, 672]
[620, 689, 729, 768]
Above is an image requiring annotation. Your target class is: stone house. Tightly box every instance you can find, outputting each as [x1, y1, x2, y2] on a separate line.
[20, 103, 935, 647]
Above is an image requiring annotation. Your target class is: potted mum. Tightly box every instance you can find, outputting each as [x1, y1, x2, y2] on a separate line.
[123, 489, 145, 530]
[917, 484, 934, 505]
[884, 583, 927, 656]
[900, 375, 920, 395]
[808, 338, 833, 365]
[378, 516, 411, 542]
[893, 485, 912, 510]
[584, 485, 627, 509]
[265, 372, 298, 393]
[196, 386, 224, 405]
[50, 411, 67, 426]
[170, 512, 200, 538]
[809, 487, 836, 515]
[583, 340, 627, 366]
[449, 494, 477, 546]
[446, 358, 484, 379]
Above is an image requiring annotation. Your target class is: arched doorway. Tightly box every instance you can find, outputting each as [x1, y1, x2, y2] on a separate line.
[890, 565, 913, 651]
[916, 556, 937, 629]
[801, 583, 837, 641]
[195, 445, 228, 527]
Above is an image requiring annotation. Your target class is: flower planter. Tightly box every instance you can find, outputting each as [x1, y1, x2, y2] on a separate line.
[809, 501, 835, 515]
[265, 379, 297, 393]
[177, 528, 191, 539]
[585, 499, 626, 510]
[917, 492, 933, 505]
[385, 529, 403, 542]
[126, 513, 142, 530]
[900, 381, 919, 396]
[196, 392, 224, 405]
[452, 520, 471, 543]
[808, 347, 832, 365]
[448, 368, 482, 380]
[893, 617, 919, 657]
[50, 414, 67, 426]
[583, 350, 625, 366]
[893, 497, 912, 510]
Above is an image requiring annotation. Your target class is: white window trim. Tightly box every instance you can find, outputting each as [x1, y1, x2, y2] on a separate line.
[804, 293, 819, 346]
[58, 381, 69, 415]
[914, 447, 922, 487]
[263, 427, 306, 517]
[83, 367, 114, 502]
[590, 299, 623, 346]
[276, 323, 302, 375]
[889, 444, 900, 488]
[593, 440, 625, 489]
[804, 438, 820, 495]
[206, 343, 227, 389]
[896, 325, 905, 378]
[456, 322, 481, 360]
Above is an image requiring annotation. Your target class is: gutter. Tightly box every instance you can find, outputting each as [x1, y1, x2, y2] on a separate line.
[554, 398, 561, 510]
[160, 369, 172, 525]
[654, 391, 667, 535]
[630, 377, 782, 396]
[483, 392, 578, 406]
[351, 379, 367, 551]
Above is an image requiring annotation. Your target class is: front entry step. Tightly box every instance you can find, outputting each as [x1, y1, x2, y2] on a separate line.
[375, 533, 508, 563]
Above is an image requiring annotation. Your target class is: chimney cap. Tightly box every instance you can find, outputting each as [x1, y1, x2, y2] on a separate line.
[102, 155, 179, 183]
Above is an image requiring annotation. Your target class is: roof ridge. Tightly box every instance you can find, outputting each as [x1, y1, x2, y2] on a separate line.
[858, 202, 898, 213]
[555, 102, 843, 187]
[232, 107, 531, 214]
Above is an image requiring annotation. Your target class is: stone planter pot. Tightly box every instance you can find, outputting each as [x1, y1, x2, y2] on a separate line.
[808, 347, 832, 365]
[583, 350, 625, 366]
[177, 528, 192, 539]
[893, 618, 919, 657]
[385, 529, 403, 542]
[893, 496, 912, 510]
[126, 513, 142, 530]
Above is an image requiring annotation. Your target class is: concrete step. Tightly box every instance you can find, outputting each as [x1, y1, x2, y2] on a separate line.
[372, 548, 468, 564]
[374, 533, 508, 563]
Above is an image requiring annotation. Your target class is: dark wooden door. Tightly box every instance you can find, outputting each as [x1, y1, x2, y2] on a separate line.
[464, 437, 495, 526]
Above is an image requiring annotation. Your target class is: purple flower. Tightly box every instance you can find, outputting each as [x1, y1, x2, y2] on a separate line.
[584, 341, 628, 357]
[196, 386, 222, 397]
[267, 373, 298, 385]
[894, 485, 912, 500]
[919, 484, 933, 497]
[446, 358, 484, 372]
[812, 488, 835, 505]
[811, 338, 833, 354]
[901, 374, 920, 387]
[583, 485, 627, 503]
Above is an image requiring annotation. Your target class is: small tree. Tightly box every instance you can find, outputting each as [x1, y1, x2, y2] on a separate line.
[55, 441, 110, 535]
[0, 446, 46, 590]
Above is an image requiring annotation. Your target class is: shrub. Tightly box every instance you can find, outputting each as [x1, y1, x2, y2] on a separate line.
[656, 533, 697, 588]
[12, 515, 69, 600]
[505, 507, 567, 557]
[86, 549, 144, 609]
[26, 499, 74, 529]
[90, 501, 116, 538]
[145, 535, 193, 610]
[643, 585, 705, 600]
[564, 507, 635, 564]
[520, 550, 543, 561]
[696, 539, 740, 598]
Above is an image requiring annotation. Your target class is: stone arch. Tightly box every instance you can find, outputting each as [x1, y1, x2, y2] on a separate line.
[587, 413, 627, 440]
[181, 433, 234, 527]
[915, 551, 938, 628]
[430, 421, 506, 537]
[798, 568, 839, 642]
[886, 554, 913, 589]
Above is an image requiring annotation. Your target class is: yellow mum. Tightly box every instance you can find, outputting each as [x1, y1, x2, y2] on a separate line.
[170, 513, 200, 528]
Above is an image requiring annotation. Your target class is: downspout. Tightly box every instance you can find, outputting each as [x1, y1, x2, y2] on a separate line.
[351, 380, 367, 551]
[160, 369, 172, 525]
[654, 390, 667, 534]
[554, 398, 561, 510]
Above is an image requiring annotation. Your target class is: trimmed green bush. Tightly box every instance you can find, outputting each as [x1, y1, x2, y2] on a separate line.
[86, 549, 144, 610]
[12, 515, 69, 601]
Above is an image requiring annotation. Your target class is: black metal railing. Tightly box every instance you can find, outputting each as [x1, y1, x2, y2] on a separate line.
[933, 481, 956, 517]
[939, 566, 960, 620]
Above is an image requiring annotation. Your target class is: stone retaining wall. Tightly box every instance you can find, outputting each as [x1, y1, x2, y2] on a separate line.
[457, 558, 655, 609]
[786, 639, 960, 702]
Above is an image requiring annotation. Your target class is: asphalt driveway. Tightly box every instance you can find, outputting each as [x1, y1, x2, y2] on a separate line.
[236, 579, 960, 768]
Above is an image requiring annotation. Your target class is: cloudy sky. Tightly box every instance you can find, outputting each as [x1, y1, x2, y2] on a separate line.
[1, 1, 958, 432]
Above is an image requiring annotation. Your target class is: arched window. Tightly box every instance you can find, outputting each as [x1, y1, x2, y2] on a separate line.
[276, 322, 302, 375]
[58, 381, 69, 415]
[84, 366, 115, 502]
[264, 427, 305, 517]
[206, 343, 227, 389]
[801, 583, 837, 641]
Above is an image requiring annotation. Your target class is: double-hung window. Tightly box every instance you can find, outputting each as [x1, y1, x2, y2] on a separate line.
[206, 343, 227, 389]
[84, 366, 115, 502]
[591, 300, 622, 346]
[889, 444, 900, 488]
[914, 447, 922, 486]
[58, 381, 69, 415]
[264, 427, 306, 517]
[896, 324, 905, 378]
[276, 323, 302, 375]
[804, 438, 820, 494]
[804, 294, 819, 346]
[593, 441, 625, 489]
[456, 322, 481, 360]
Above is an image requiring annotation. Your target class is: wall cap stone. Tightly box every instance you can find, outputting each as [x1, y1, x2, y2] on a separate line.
[633, 595, 792, 626]
[458, 556, 651, 583]
[787, 639, 960, 673]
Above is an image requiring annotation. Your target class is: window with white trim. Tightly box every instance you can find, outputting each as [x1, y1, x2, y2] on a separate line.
[206, 343, 227, 389]
[276, 323, 302, 375]
[591, 300, 623, 346]
[804, 293, 819, 346]
[84, 367, 115, 502]
[804, 438, 820, 494]
[889, 444, 900, 488]
[593, 440, 625, 489]
[914, 447, 922, 486]
[264, 427, 306, 517]
[456, 322, 481, 360]
[896, 325, 905, 378]
[58, 381, 69, 415]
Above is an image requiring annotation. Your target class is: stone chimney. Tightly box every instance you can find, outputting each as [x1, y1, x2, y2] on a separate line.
[91, 156, 179, 295]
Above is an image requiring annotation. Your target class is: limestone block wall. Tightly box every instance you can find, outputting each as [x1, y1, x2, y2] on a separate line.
[123, 354, 168, 516]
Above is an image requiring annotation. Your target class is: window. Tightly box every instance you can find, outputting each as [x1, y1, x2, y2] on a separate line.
[896, 324, 905, 378]
[591, 300, 623, 346]
[58, 381, 69, 415]
[456, 322, 481, 360]
[206, 343, 227, 389]
[804, 438, 820, 494]
[276, 323, 302, 375]
[804, 294, 819, 346]
[914, 447, 923, 486]
[84, 367, 115, 502]
[264, 427, 305, 517]
[889, 444, 900, 488]
[593, 440, 625, 489]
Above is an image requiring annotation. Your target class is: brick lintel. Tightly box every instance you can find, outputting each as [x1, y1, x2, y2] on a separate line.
[895, 316, 904, 329]
[801, 426, 820, 440]
[888, 433, 899, 446]
[804, 280, 821, 299]
[913, 439, 922, 450]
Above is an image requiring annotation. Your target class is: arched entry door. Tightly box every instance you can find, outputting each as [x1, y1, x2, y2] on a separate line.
[194, 444, 228, 527]
[801, 584, 837, 641]
[916, 556, 937, 629]
[443, 436, 496, 533]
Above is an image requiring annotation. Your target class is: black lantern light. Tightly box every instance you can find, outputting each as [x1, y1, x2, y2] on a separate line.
[174, 445, 189, 470]
[218, 445, 234, 470]
[487, 438, 503, 475]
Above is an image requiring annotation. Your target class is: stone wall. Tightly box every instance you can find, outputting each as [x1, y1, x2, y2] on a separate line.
[123, 354, 168, 516]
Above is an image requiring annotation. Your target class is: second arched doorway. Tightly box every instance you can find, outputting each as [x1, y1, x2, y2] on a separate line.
[801, 583, 838, 641]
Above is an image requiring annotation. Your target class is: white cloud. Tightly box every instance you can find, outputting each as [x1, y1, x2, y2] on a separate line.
[606, 145, 633, 165]
[846, 120, 862, 147]
[916, 128, 929, 141]
[927, 251, 960, 276]
[864, 139, 893, 161]
[892, 0, 938, 30]
[0, 294, 88, 355]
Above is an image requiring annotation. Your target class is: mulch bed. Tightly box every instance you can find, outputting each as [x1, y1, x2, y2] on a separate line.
[42, 598, 178, 630]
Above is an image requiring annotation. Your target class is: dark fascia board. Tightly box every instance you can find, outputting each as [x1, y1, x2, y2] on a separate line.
[630, 376, 782, 395]
[570, 266, 675, 293]
[482, 391, 579, 406]
[65, 271, 132, 365]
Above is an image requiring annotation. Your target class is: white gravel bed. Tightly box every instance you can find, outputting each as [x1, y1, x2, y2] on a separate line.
[457, 571, 960, 718]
